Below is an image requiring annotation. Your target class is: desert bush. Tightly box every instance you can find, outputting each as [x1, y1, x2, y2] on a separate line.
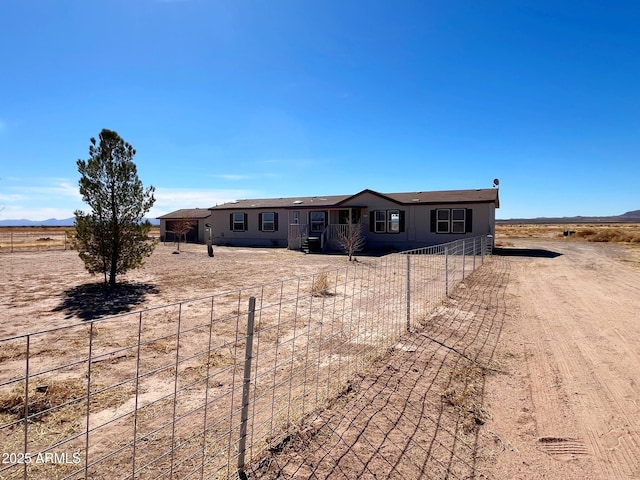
[310, 272, 332, 297]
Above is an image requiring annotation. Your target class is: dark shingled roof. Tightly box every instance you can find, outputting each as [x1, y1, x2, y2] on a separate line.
[209, 188, 499, 210]
[156, 208, 211, 220]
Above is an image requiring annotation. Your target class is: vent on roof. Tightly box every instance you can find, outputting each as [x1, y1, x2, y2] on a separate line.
[412, 198, 420, 202]
[293, 200, 303, 204]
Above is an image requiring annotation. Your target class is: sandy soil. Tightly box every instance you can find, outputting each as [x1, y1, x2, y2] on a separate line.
[248, 238, 640, 479]
[0, 242, 354, 338]
[2, 237, 639, 479]
[476, 239, 640, 479]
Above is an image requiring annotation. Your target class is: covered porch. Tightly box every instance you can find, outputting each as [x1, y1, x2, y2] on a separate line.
[287, 208, 363, 252]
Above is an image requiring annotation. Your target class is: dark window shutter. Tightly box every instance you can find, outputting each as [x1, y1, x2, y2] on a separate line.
[274, 213, 279, 231]
[229, 213, 233, 231]
[399, 211, 405, 233]
[465, 209, 473, 233]
[244, 213, 248, 231]
[258, 213, 263, 231]
[324, 211, 328, 228]
[430, 210, 436, 232]
[369, 211, 375, 232]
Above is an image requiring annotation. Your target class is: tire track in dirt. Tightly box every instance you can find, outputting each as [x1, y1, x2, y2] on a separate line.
[497, 240, 640, 479]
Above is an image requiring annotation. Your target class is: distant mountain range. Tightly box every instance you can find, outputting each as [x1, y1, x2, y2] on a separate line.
[498, 210, 640, 224]
[0, 217, 161, 227]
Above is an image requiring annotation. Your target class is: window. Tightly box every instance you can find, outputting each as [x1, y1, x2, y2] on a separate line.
[339, 209, 362, 225]
[259, 212, 278, 232]
[310, 211, 326, 233]
[436, 209, 450, 233]
[374, 210, 386, 233]
[451, 209, 466, 233]
[431, 208, 473, 234]
[231, 212, 247, 231]
[292, 211, 300, 225]
[388, 210, 400, 233]
[370, 210, 404, 234]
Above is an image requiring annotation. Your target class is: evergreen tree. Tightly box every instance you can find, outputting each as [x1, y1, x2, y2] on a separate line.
[73, 129, 156, 286]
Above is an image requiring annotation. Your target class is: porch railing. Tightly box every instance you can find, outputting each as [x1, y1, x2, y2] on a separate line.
[287, 223, 309, 249]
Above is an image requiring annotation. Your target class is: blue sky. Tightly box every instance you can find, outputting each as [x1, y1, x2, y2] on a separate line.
[0, 0, 638, 220]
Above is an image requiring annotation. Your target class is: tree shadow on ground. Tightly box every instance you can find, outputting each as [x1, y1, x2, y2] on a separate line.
[493, 247, 562, 258]
[53, 282, 160, 321]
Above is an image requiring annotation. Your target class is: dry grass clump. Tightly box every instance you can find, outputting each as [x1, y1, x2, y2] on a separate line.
[310, 272, 333, 297]
[0, 378, 136, 423]
[144, 337, 177, 354]
[575, 228, 640, 243]
[0, 379, 87, 420]
[0, 342, 27, 362]
[441, 362, 491, 433]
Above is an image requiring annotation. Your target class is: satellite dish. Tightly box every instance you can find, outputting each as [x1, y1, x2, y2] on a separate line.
[493, 178, 500, 187]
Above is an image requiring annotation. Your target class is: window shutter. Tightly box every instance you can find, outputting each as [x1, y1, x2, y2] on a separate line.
[430, 210, 436, 232]
[258, 213, 263, 231]
[399, 211, 405, 233]
[274, 213, 279, 231]
[465, 209, 473, 233]
[229, 214, 233, 231]
[244, 213, 248, 231]
[369, 211, 375, 232]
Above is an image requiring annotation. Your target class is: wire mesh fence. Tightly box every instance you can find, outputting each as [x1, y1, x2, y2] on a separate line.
[0, 231, 71, 253]
[0, 236, 492, 479]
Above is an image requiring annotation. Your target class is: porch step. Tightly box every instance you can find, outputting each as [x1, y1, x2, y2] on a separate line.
[302, 236, 321, 254]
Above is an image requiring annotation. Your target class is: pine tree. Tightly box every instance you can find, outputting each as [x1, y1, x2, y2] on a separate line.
[73, 129, 156, 286]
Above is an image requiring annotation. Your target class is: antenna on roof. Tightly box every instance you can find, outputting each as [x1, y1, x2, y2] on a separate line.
[493, 178, 500, 188]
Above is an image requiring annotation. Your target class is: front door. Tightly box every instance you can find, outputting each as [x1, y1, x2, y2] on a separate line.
[309, 211, 327, 234]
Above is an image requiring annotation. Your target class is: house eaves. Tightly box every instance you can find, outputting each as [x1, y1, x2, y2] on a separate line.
[156, 208, 212, 220]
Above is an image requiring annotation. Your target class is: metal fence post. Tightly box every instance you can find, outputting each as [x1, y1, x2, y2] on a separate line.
[462, 240, 466, 280]
[481, 237, 485, 264]
[10, 232, 13, 253]
[473, 237, 476, 271]
[238, 296, 256, 478]
[406, 254, 411, 331]
[445, 247, 449, 297]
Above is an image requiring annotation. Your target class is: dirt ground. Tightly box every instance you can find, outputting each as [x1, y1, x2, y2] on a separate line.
[0, 242, 354, 338]
[2, 235, 640, 479]
[476, 238, 640, 479]
[246, 237, 640, 479]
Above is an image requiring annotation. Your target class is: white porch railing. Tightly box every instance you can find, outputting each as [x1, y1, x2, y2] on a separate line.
[287, 223, 309, 249]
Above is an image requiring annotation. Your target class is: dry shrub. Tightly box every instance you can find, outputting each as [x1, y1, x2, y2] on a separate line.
[0, 342, 27, 362]
[206, 350, 235, 368]
[497, 223, 640, 244]
[311, 272, 332, 297]
[144, 338, 177, 354]
[0, 378, 136, 423]
[0, 379, 87, 420]
[576, 228, 640, 243]
[441, 362, 491, 433]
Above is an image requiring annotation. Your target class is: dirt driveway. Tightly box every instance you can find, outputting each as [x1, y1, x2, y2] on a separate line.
[250, 238, 640, 479]
[478, 239, 640, 479]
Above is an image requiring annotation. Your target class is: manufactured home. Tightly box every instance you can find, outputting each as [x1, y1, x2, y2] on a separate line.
[208, 188, 499, 252]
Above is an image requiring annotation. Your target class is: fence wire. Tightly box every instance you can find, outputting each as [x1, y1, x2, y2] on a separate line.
[0, 232, 70, 253]
[0, 236, 491, 480]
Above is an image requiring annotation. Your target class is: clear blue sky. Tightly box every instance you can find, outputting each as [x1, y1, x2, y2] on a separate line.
[1, 0, 638, 220]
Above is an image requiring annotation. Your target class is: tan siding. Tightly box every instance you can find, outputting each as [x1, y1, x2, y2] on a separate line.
[211, 208, 288, 247]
